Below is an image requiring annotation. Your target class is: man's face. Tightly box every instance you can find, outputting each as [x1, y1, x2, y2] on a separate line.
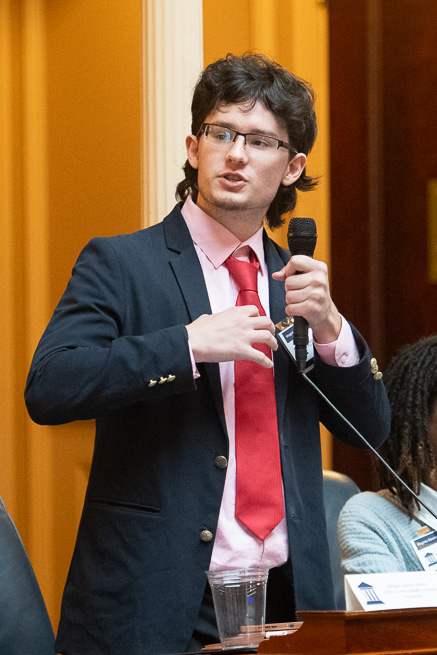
[186, 101, 306, 237]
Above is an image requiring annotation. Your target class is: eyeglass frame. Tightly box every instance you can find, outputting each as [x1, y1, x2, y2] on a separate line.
[197, 122, 297, 155]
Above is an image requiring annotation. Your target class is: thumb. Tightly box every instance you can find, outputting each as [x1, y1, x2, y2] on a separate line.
[272, 267, 286, 281]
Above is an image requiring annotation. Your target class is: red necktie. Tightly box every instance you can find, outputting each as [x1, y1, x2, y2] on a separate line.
[225, 251, 284, 541]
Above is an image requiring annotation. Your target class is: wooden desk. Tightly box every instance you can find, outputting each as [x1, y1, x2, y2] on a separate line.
[257, 608, 437, 655]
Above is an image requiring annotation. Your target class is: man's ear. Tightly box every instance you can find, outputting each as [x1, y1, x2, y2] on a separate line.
[281, 153, 307, 187]
[186, 135, 199, 170]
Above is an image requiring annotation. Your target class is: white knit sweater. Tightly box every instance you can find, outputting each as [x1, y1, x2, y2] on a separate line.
[338, 489, 425, 575]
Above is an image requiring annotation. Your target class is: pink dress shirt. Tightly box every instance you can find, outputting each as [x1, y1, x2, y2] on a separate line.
[181, 196, 359, 570]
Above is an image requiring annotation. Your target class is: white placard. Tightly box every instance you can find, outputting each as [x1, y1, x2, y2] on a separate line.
[411, 529, 437, 571]
[345, 571, 437, 612]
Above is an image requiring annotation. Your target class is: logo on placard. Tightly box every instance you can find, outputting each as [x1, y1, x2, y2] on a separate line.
[357, 581, 385, 606]
[424, 552, 437, 567]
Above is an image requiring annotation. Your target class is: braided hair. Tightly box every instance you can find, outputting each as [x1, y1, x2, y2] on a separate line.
[376, 335, 437, 517]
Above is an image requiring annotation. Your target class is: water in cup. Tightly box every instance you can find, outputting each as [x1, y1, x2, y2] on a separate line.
[207, 568, 269, 649]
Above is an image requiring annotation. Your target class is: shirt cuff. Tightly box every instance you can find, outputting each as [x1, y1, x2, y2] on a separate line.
[313, 316, 360, 367]
[188, 340, 201, 379]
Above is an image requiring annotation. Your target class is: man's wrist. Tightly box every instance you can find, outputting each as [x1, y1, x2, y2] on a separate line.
[311, 307, 342, 345]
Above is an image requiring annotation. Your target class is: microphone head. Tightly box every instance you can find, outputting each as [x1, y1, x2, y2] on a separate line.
[287, 217, 318, 258]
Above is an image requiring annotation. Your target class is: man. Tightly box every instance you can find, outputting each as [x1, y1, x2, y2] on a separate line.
[25, 54, 390, 655]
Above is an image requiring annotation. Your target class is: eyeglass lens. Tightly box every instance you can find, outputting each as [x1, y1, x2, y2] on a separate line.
[203, 124, 289, 153]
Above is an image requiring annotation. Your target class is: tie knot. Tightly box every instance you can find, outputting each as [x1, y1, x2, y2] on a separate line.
[225, 253, 259, 292]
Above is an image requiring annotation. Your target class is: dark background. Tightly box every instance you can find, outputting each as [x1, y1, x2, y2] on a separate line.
[329, 0, 437, 490]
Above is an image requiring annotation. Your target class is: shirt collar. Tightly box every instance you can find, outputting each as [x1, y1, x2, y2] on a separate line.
[181, 196, 266, 273]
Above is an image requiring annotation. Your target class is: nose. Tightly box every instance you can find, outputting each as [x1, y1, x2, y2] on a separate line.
[226, 134, 248, 163]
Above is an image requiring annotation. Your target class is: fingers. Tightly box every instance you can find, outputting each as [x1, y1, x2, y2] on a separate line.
[284, 268, 328, 318]
[238, 305, 277, 338]
[287, 255, 327, 278]
[272, 256, 342, 343]
[271, 267, 286, 281]
[247, 348, 275, 369]
[186, 306, 278, 367]
[273, 255, 325, 279]
[273, 256, 333, 321]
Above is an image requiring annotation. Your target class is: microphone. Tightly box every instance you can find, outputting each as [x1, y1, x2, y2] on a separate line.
[287, 217, 318, 373]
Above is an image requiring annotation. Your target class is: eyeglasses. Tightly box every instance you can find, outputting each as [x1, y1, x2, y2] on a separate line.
[198, 123, 296, 156]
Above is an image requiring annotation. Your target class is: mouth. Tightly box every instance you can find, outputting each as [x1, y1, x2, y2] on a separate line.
[220, 172, 247, 182]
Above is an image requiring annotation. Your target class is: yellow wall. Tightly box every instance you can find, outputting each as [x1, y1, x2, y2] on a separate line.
[45, 0, 144, 306]
[0, 0, 143, 628]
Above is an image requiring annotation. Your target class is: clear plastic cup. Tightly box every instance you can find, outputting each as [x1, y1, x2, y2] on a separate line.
[207, 568, 269, 649]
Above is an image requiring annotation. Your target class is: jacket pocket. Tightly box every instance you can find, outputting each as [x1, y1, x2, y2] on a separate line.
[89, 497, 161, 515]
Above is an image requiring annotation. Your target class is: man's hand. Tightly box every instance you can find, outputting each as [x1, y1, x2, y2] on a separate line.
[272, 255, 342, 344]
[186, 306, 277, 368]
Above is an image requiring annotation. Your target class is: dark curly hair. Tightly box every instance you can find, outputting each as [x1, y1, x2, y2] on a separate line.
[175, 53, 318, 230]
[376, 335, 437, 517]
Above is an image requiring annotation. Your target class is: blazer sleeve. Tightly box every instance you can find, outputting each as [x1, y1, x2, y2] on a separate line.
[309, 325, 391, 450]
[25, 237, 197, 425]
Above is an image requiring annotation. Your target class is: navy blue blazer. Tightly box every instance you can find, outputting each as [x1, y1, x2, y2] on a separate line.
[25, 205, 390, 655]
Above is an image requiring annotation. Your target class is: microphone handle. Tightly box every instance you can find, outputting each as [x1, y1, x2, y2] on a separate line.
[294, 316, 309, 372]
[287, 217, 318, 373]
[292, 267, 309, 373]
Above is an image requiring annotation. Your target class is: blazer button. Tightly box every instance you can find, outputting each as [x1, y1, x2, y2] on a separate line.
[200, 529, 213, 542]
[215, 455, 228, 469]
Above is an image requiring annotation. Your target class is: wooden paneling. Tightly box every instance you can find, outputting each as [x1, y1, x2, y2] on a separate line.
[382, 0, 437, 350]
[329, 0, 437, 490]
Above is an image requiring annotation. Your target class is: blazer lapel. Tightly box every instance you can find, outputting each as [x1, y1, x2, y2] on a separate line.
[264, 234, 291, 431]
[163, 206, 211, 321]
[163, 206, 227, 437]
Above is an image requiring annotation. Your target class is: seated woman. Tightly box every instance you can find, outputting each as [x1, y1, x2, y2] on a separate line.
[338, 335, 437, 574]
